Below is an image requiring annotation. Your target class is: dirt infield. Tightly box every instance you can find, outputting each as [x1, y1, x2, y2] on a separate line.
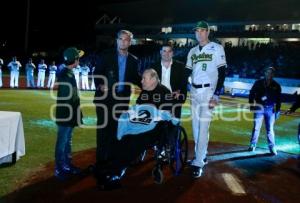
[3, 142, 300, 203]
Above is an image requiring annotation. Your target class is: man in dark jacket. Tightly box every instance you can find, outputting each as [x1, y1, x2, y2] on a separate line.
[55, 47, 84, 180]
[248, 67, 281, 155]
[93, 30, 141, 166]
[150, 43, 191, 118]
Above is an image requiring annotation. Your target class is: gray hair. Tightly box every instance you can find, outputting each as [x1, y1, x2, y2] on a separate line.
[143, 68, 160, 83]
[117, 30, 133, 39]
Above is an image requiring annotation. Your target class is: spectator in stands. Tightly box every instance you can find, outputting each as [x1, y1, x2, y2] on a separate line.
[248, 67, 281, 155]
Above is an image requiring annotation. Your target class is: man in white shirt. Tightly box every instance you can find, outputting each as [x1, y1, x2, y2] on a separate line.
[151, 43, 190, 119]
[37, 59, 47, 88]
[25, 58, 36, 88]
[7, 56, 22, 88]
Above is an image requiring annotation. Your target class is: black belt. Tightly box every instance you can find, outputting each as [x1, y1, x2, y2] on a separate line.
[192, 83, 210, 88]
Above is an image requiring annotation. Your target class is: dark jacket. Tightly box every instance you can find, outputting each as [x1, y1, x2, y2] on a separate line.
[249, 78, 282, 112]
[94, 49, 140, 104]
[55, 67, 82, 127]
[151, 60, 190, 103]
[136, 84, 172, 112]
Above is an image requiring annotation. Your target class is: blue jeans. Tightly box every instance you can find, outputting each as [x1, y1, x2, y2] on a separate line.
[55, 125, 73, 171]
[250, 106, 275, 148]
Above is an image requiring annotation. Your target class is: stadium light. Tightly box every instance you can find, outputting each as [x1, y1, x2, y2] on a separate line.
[162, 27, 172, 34]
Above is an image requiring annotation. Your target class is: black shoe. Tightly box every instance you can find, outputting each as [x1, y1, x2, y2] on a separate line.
[269, 147, 277, 156]
[248, 144, 256, 152]
[63, 165, 81, 175]
[191, 166, 203, 179]
[97, 176, 122, 191]
[54, 169, 68, 181]
[152, 166, 163, 184]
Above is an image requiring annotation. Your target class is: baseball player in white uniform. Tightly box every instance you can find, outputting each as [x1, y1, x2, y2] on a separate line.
[37, 59, 47, 88]
[73, 64, 81, 88]
[80, 63, 90, 90]
[0, 58, 3, 87]
[25, 58, 36, 88]
[90, 66, 96, 90]
[47, 61, 57, 88]
[186, 21, 227, 178]
[7, 56, 22, 88]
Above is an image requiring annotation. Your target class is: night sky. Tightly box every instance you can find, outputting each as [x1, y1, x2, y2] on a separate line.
[0, 0, 299, 55]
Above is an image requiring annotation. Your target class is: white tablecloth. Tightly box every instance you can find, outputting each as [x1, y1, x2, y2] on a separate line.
[0, 111, 25, 163]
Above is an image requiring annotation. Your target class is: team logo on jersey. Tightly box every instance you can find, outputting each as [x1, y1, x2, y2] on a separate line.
[191, 53, 213, 64]
[129, 110, 152, 125]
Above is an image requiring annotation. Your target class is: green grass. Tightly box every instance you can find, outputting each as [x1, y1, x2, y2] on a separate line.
[0, 90, 299, 197]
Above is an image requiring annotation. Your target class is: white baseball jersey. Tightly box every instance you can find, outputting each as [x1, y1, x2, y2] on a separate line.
[73, 65, 81, 76]
[49, 65, 57, 74]
[38, 63, 47, 72]
[26, 63, 36, 73]
[8, 61, 22, 72]
[80, 65, 90, 76]
[186, 42, 226, 90]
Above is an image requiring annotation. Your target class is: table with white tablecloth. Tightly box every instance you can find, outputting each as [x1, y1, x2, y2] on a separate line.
[0, 111, 25, 164]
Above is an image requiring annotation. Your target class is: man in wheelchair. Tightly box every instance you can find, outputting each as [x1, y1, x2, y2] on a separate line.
[94, 69, 184, 189]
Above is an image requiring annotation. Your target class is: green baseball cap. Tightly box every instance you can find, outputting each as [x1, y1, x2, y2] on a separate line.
[193, 21, 209, 30]
[63, 47, 84, 64]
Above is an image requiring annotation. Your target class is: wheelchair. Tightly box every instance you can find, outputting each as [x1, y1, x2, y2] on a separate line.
[138, 121, 189, 183]
[92, 120, 189, 187]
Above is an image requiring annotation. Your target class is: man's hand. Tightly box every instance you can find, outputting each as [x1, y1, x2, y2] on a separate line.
[172, 90, 181, 100]
[209, 95, 219, 109]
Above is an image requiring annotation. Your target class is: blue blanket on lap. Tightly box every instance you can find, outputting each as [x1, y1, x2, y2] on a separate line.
[117, 104, 179, 140]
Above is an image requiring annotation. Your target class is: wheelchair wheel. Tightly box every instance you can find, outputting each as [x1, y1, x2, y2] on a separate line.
[170, 125, 188, 175]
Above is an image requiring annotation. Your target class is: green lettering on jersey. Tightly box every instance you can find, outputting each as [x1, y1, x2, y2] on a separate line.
[191, 53, 213, 65]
